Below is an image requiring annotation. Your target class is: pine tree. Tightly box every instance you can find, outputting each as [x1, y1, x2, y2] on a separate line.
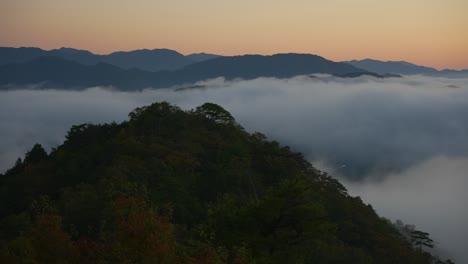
[411, 230, 434, 251]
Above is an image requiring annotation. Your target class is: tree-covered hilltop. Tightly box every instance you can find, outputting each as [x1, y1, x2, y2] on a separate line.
[0, 102, 434, 263]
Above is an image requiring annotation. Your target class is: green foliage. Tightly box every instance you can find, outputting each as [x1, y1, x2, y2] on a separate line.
[0, 102, 433, 263]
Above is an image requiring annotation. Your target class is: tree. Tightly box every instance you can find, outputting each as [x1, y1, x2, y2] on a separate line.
[108, 196, 178, 264]
[195, 103, 236, 125]
[411, 230, 434, 251]
[24, 144, 48, 163]
[128, 102, 182, 136]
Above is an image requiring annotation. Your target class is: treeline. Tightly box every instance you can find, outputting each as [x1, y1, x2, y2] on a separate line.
[0, 102, 436, 263]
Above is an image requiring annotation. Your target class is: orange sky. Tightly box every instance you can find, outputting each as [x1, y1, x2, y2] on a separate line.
[1, 0, 467, 70]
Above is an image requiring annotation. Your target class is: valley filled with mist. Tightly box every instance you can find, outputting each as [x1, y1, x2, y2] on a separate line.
[1, 74, 467, 262]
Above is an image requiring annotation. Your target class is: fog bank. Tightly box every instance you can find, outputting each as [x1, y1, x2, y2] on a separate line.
[341, 156, 468, 263]
[1, 75, 467, 262]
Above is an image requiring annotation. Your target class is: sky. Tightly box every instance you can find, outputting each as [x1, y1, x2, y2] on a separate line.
[1, 75, 467, 262]
[1, 0, 467, 70]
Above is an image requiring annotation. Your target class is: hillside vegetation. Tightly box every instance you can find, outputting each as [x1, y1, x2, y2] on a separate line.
[0, 102, 433, 263]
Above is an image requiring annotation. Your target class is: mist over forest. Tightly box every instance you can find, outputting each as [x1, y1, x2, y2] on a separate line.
[1, 75, 467, 262]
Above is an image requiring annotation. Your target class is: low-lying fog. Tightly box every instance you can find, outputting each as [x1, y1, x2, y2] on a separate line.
[1, 75, 467, 262]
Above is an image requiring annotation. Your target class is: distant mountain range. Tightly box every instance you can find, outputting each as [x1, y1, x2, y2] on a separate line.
[0, 52, 370, 90]
[185, 53, 221, 63]
[1, 47, 466, 90]
[346, 59, 468, 78]
[0, 47, 221, 72]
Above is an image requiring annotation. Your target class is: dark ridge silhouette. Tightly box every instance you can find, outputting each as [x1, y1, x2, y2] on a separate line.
[346, 59, 468, 77]
[332, 72, 402, 78]
[2, 47, 466, 77]
[0, 47, 208, 72]
[0, 47, 46, 64]
[0, 56, 154, 89]
[438, 69, 468, 78]
[178, 54, 363, 80]
[382, 73, 404, 78]
[0, 54, 368, 90]
[103, 49, 192, 71]
[346, 59, 438, 75]
[49, 47, 95, 57]
[186, 52, 221, 62]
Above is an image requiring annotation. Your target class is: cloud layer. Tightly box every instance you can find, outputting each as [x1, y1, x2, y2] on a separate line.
[341, 156, 468, 262]
[1, 75, 467, 262]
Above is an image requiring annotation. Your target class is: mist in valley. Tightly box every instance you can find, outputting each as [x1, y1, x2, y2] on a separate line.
[1, 75, 467, 262]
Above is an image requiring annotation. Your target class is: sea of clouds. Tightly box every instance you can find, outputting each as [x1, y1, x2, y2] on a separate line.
[1, 75, 467, 262]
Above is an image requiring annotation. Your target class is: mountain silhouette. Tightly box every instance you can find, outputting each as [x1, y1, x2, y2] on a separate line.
[0, 56, 154, 89]
[0, 54, 368, 90]
[0, 47, 46, 64]
[2, 47, 466, 77]
[179, 53, 361, 78]
[346, 59, 468, 77]
[0, 47, 212, 72]
[186, 52, 221, 62]
[102, 49, 193, 71]
[333, 72, 401, 78]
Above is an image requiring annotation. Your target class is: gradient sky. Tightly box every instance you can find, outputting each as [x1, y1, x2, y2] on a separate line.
[1, 0, 467, 69]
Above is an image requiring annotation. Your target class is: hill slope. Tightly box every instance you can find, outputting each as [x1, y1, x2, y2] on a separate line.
[0, 102, 433, 263]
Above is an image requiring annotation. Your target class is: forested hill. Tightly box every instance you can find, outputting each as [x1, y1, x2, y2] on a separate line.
[0, 102, 434, 263]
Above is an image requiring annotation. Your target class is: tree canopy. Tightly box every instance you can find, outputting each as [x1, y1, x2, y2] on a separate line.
[195, 102, 236, 125]
[0, 102, 436, 263]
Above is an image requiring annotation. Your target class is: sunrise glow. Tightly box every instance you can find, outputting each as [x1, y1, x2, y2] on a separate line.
[1, 0, 467, 69]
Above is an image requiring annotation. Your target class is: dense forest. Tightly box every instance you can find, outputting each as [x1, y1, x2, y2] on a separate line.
[0, 102, 443, 263]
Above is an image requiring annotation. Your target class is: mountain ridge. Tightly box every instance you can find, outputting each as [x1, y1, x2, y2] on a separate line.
[0, 53, 368, 90]
[346, 59, 468, 77]
[2, 47, 467, 76]
[0, 47, 207, 72]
